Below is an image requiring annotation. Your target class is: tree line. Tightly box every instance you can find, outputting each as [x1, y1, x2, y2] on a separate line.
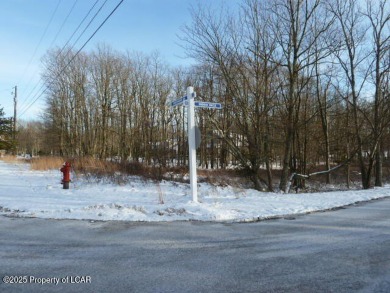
[17, 0, 390, 192]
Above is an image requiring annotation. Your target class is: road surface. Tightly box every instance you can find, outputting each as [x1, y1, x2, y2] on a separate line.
[1, 197, 389, 292]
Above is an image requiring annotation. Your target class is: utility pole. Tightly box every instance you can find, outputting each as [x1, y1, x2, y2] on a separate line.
[13, 86, 17, 139]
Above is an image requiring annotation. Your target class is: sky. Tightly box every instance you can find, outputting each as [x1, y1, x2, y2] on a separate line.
[0, 0, 238, 121]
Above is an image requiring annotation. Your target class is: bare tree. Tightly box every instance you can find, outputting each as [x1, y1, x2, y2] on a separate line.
[180, 2, 282, 190]
[363, 0, 390, 186]
[269, 0, 334, 191]
[90, 45, 116, 159]
[329, 0, 389, 188]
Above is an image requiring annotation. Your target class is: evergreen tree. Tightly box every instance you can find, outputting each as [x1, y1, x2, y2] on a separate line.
[0, 106, 16, 151]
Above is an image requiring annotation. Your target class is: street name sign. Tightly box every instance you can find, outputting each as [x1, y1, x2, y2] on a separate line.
[171, 95, 188, 107]
[194, 101, 222, 109]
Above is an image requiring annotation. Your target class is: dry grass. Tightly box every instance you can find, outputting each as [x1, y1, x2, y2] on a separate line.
[71, 157, 147, 178]
[28, 156, 153, 181]
[27, 156, 387, 191]
[0, 155, 19, 164]
[30, 156, 65, 171]
[27, 156, 244, 187]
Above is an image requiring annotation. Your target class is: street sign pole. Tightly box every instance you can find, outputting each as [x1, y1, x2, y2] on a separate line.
[170, 86, 222, 203]
[187, 86, 198, 203]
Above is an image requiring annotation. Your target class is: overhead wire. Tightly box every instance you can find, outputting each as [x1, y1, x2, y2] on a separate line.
[18, 0, 101, 116]
[49, 0, 80, 48]
[18, 0, 111, 118]
[16, 0, 62, 91]
[18, 0, 104, 118]
[62, 0, 109, 56]
[56, 0, 101, 57]
[69, 0, 124, 62]
[18, 0, 112, 117]
[18, 0, 125, 119]
[18, 0, 69, 113]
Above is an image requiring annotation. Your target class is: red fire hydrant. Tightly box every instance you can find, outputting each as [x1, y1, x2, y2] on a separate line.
[60, 162, 71, 189]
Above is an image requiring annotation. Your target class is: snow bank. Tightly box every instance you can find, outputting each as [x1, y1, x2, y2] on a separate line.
[0, 161, 389, 222]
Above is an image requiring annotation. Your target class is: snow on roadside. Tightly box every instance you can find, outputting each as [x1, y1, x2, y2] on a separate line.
[0, 160, 389, 222]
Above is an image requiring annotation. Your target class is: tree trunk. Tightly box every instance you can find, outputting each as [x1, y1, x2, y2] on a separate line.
[375, 147, 383, 187]
[279, 123, 294, 192]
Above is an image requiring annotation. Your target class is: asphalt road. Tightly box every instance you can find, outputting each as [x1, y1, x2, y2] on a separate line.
[0, 197, 389, 293]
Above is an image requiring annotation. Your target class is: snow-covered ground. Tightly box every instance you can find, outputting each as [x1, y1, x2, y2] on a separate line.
[0, 160, 389, 222]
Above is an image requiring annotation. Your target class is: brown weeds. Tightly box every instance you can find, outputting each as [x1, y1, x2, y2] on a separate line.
[30, 156, 65, 171]
[0, 155, 19, 164]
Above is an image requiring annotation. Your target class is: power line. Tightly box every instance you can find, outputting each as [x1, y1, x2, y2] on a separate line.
[19, 0, 83, 113]
[63, 0, 109, 56]
[70, 0, 124, 62]
[19, 0, 104, 116]
[49, 0, 80, 48]
[19, 0, 125, 119]
[57, 0, 101, 55]
[17, 0, 62, 87]
[19, 0, 112, 118]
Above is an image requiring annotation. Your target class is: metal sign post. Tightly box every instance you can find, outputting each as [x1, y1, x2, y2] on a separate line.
[187, 86, 198, 203]
[171, 86, 223, 203]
